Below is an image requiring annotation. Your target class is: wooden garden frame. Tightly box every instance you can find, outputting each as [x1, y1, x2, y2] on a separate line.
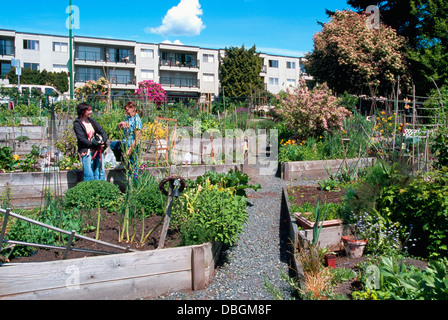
[155, 117, 177, 166]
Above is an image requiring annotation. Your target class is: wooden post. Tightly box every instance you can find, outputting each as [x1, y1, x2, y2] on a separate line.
[0, 208, 10, 248]
[191, 246, 205, 291]
[158, 181, 173, 249]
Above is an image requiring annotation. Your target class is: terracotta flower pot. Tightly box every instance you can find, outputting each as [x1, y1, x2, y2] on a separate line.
[342, 236, 367, 259]
[324, 254, 337, 269]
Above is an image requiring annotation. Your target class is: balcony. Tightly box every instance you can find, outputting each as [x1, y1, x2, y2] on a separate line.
[160, 77, 200, 89]
[160, 59, 200, 69]
[75, 73, 136, 86]
[0, 44, 15, 56]
[75, 50, 136, 65]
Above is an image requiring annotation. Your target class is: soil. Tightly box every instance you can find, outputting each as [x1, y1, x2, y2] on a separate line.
[286, 185, 429, 300]
[4, 183, 429, 301]
[287, 185, 347, 208]
[7, 210, 181, 264]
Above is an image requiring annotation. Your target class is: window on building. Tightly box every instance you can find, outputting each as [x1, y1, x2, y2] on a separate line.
[141, 49, 154, 58]
[23, 40, 39, 51]
[53, 42, 68, 53]
[0, 39, 14, 55]
[0, 62, 12, 76]
[76, 67, 102, 82]
[203, 73, 214, 82]
[269, 60, 278, 68]
[287, 61, 296, 69]
[24, 63, 40, 71]
[141, 69, 154, 80]
[109, 69, 133, 84]
[53, 64, 68, 73]
[269, 77, 279, 85]
[286, 79, 296, 87]
[78, 45, 101, 61]
[203, 54, 214, 63]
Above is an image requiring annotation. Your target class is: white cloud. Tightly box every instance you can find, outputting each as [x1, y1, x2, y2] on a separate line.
[147, 0, 205, 37]
[161, 40, 184, 45]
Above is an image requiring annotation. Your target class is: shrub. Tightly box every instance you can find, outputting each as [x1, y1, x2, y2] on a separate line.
[188, 169, 261, 197]
[173, 186, 248, 246]
[276, 81, 352, 140]
[128, 177, 166, 217]
[63, 180, 123, 212]
[379, 168, 448, 259]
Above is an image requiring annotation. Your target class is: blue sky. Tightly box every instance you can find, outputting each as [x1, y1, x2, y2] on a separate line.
[1, 0, 351, 57]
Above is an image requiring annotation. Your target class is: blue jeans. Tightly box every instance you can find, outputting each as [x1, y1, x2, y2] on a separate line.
[81, 151, 105, 181]
[110, 140, 139, 178]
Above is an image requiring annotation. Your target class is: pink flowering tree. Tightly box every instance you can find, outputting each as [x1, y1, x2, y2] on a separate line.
[276, 81, 352, 139]
[134, 80, 167, 107]
[305, 10, 409, 97]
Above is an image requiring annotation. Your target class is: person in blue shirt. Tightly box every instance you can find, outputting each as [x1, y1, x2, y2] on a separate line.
[110, 101, 142, 174]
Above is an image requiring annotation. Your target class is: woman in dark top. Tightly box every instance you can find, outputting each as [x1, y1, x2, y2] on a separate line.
[73, 103, 108, 181]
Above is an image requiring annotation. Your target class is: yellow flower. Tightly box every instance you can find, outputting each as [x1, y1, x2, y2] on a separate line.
[13, 154, 20, 161]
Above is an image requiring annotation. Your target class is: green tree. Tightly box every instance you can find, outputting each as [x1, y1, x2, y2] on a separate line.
[7, 67, 69, 93]
[346, 0, 420, 47]
[219, 45, 264, 98]
[408, 0, 448, 94]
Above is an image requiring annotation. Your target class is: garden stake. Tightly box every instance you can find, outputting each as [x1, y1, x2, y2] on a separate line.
[0, 208, 10, 249]
[63, 230, 76, 260]
[158, 180, 174, 249]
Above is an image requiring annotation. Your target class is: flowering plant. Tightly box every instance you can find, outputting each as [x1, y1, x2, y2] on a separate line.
[142, 120, 167, 140]
[134, 80, 167, 106]
[276, 81, 352, 139]
[305, 10, 409, 96]
[352, 211, 406, 255]
[74, 77, 108, 99]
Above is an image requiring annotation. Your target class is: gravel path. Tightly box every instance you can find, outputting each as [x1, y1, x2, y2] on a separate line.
[153, 164, 317, 300]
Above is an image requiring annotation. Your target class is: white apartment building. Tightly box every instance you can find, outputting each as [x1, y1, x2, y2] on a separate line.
[0, 29, 311, 102]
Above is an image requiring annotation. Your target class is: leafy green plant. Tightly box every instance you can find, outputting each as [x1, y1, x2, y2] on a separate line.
[431, 125, 448, 169]
[18, 145, 40, 172]
[353, 256, 448, 300]
[188, 169, 260, 197]
[379, 168, 448, 259]
[6, 195, 83, 258]
[63, 180, 123, 212]
[172, 184, 248, 246]
[0, 146, 17, 172]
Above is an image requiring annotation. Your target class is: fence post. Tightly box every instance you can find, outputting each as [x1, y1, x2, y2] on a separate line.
[0, 208, 11, 249]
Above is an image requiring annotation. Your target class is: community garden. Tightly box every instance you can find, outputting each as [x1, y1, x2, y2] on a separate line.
[1, 3, 448, 299]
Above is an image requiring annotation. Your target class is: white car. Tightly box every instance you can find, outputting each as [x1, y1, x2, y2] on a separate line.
[0, 84, 63, 103]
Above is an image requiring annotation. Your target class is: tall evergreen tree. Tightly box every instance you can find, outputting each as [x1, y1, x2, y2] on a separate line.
[219, 45, 264, 98]
[408, 0, 448, 94]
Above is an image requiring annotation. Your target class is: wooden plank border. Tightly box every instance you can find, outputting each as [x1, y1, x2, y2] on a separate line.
[0, 242, 222, 300]
[282, 187, 353, 289]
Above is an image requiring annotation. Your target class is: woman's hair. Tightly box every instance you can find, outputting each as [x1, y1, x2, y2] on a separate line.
[77, 103, 92, 118]
[125, 101, 135, 110]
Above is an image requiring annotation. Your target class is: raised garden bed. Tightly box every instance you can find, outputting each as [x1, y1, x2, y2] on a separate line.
[0, 163, 243, 209]
[284, 185, 351, 252]
[282, 185, 430, 300]
[0, 208, 223, 300]
[281, 157, 375, 181]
